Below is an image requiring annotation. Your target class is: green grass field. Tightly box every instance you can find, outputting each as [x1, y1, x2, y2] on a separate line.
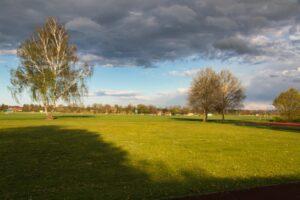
[0, 113, 299, 199]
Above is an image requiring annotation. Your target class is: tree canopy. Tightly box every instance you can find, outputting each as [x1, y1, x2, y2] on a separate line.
[189, 68, 245, 121]
[189, 68, 220, 122]
[273, 88, 300, 121]
[10, 17, 92, 119]
[216, 69, 245, 121]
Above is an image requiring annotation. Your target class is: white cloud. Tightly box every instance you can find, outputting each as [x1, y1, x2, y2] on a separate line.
[256, 67, 300, 79]
[244, 102, 274, 110]
[129, 11, 142, 16]
[0, 49, 17, 55]
[280, 68, 300, 77]
[87, 88, 188, 106]
[177, 88, 188, 94]
[169, 68, 202, 77]
[92, 89, 138, 97]
[249, 35, 270, 46]
[90, 89, 149, 101]
[146, 88, 188, 106]
[80, 53, 131, 67]
[289, 24, 300, 41]
[80, 53, 104, 63]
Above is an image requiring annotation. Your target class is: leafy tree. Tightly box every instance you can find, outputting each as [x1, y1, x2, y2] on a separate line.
[216, 69, 245, 121]
[169, 106, 181, 115]
[180, 107, 191, 115]
[10, 17, 92, 119]
[137, 104, 150, 114]
[148, 105, 158, 114]
[273, 88, 300, 121]
[125, 104, 135, 114]
[0, 104, 8, 112]
[188, 68, 220, 122]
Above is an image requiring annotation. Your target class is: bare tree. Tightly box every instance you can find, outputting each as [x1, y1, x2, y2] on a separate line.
[10, 17, 92, 119]
[216, 69, 245, 121]
[188, 68, 220, 122]
[273, 88, 300, 121]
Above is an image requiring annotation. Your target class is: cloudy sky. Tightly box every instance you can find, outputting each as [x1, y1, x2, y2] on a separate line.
[0, 0, 300, 109]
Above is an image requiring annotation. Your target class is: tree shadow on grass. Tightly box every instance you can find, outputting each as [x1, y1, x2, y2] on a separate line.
[172, 117, 300, 133]
[55, 115, 96, 119]
[209, 119, 300, 133]
[0, 126, 299, 199]
[0, 126, 151, 199]
[172, 117, 203, 122]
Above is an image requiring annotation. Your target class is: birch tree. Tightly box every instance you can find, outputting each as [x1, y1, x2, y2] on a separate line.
[10, 17, 92, 119]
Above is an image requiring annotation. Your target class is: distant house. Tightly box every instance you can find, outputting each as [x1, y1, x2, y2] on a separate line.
[164, 112, 172, 116]
[6, 106, 23, 112]
[186, 113, 194, 116]
[156, 111, 163, 116]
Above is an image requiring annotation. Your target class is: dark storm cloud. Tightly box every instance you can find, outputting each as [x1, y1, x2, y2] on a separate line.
[214, 37, 260, 55]
[0, 0, 300, 67]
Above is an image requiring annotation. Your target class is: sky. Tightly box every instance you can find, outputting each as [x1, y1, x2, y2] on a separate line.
[0, 0, 300, 109]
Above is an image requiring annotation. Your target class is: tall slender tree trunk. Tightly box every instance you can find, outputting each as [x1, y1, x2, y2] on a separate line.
[44, 104, 53, 120]
[47, 112, 54, 120]
[222, 109, 225, 122]
[50, 100, 56, 120]
[44, 104, 48, 116]
[203, 110, 208, 122]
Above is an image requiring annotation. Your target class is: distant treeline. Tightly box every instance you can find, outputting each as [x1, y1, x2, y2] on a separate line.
[0, 103, 275, 116]
[1, 104, 191, 115]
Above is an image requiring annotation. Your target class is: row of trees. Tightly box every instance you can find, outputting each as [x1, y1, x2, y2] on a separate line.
[0, 103, 193, 115]
[56, 104, 193, 115]
[0, 102, 278, 116]
[4, 87, 298, 121]
[189, 68, 245, 121]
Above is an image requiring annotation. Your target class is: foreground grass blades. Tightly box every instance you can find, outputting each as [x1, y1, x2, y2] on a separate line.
[0, 114, 299, 199]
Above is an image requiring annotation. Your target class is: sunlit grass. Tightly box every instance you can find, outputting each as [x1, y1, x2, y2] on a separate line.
[0, 113, 299, 199]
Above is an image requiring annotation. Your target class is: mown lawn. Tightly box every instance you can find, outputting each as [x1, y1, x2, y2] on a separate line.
[0, 113, 299, 199]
